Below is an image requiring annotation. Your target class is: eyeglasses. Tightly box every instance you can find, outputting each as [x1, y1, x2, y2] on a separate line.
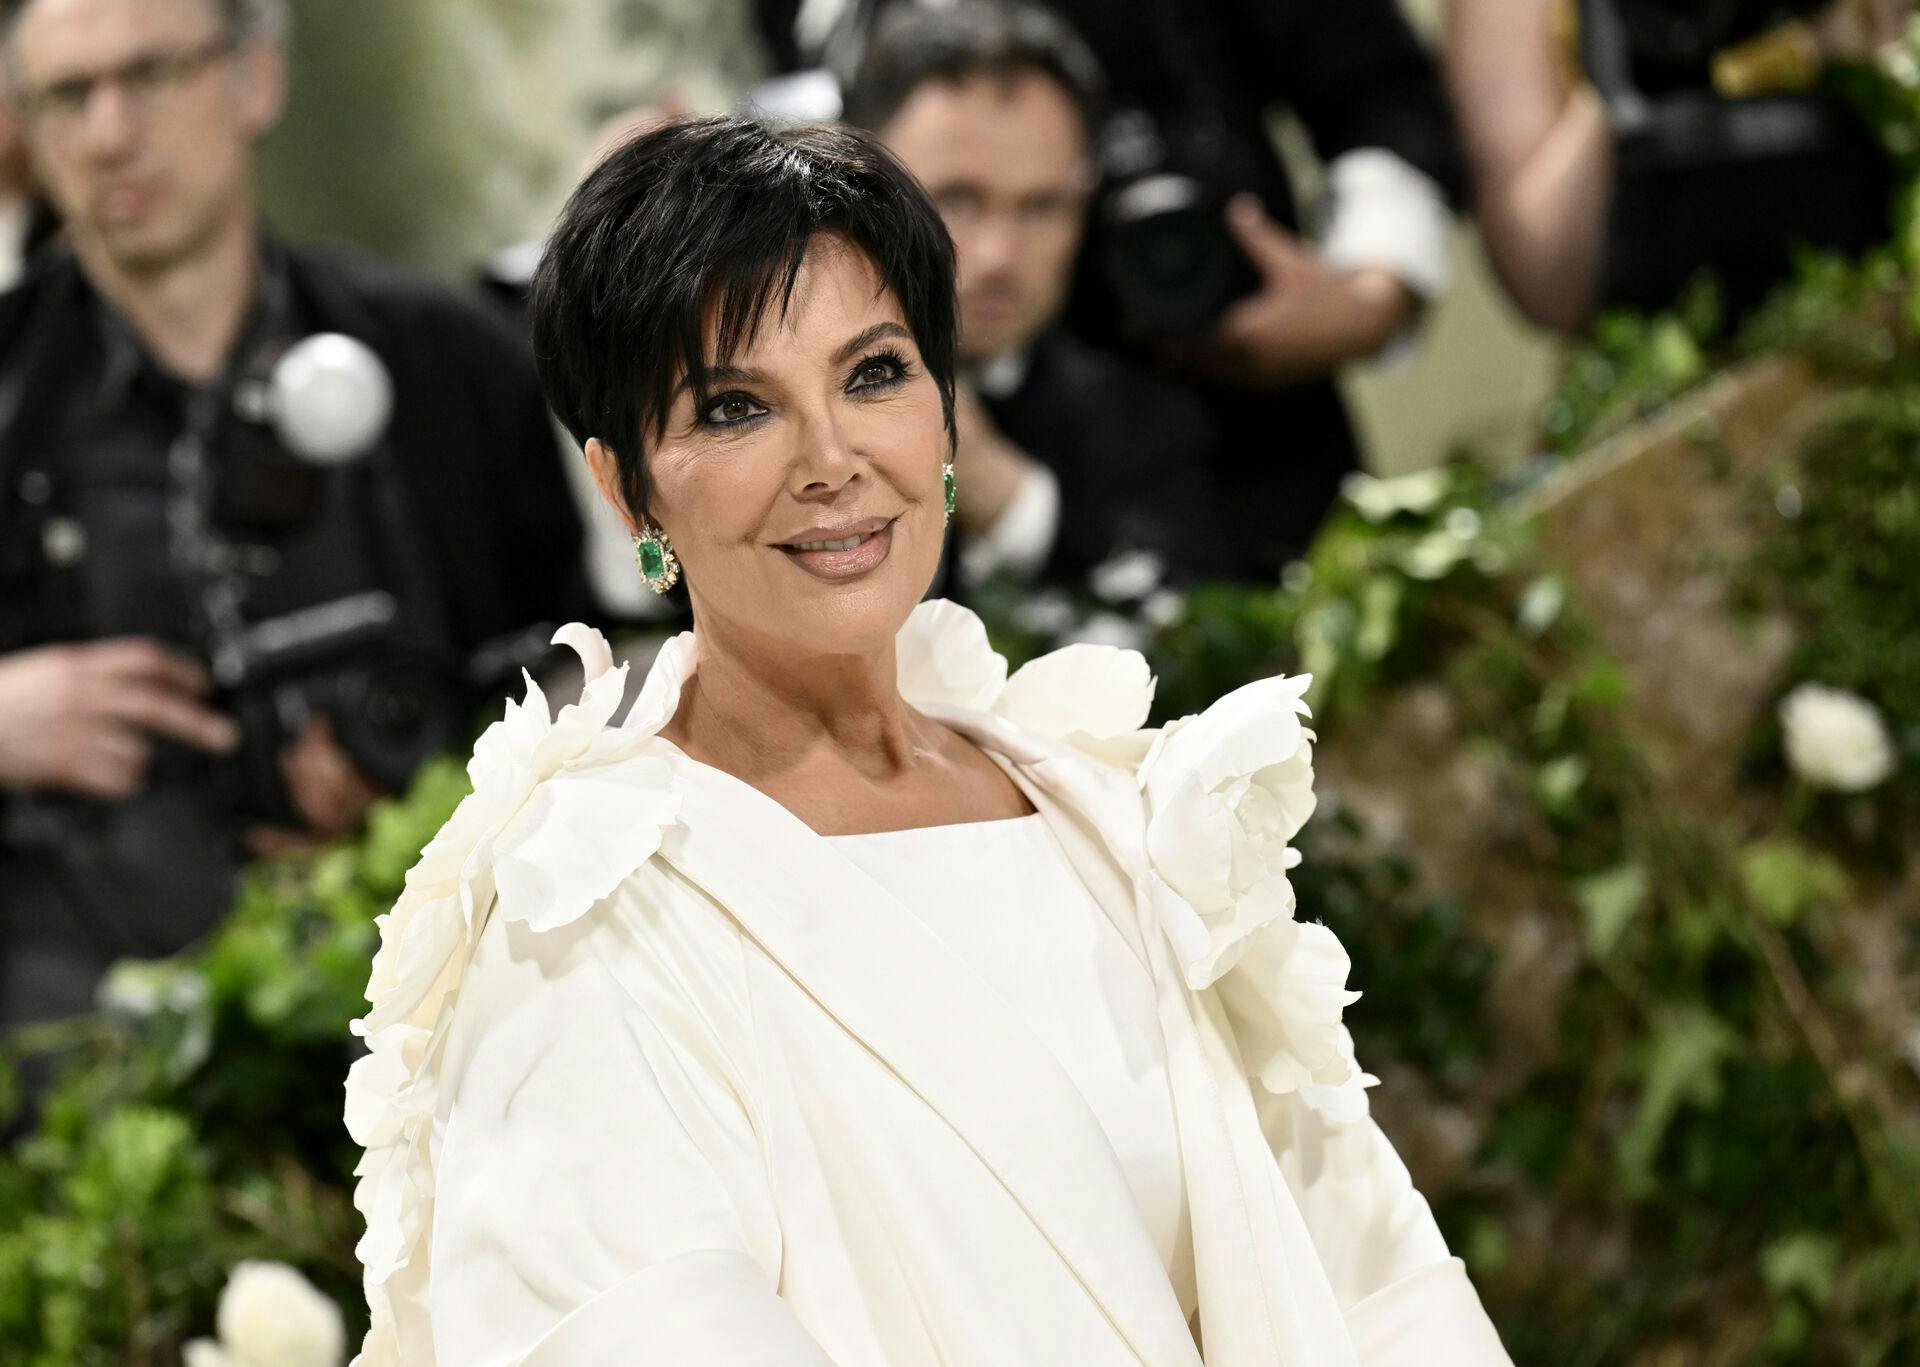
[19, 33, 237, 138]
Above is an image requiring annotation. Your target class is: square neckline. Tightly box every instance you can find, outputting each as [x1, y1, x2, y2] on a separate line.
[646, 733, 1041, 840]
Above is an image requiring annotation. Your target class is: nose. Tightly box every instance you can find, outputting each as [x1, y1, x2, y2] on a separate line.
[969, 220, 1021, 276]
[789, 404, 861, 500]
[76, 81, 142, 158]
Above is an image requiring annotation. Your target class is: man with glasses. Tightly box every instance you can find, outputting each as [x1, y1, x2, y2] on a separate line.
[847, 0, 1221, 586]
[0, 0, 586, 1028]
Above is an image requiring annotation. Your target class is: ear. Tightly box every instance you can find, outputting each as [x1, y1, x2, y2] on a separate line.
[234, 40, 288, 140]
[584, 437, 642, 535]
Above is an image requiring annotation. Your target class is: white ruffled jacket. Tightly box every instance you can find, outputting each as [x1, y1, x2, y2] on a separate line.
[344, 602, 1510, 1367]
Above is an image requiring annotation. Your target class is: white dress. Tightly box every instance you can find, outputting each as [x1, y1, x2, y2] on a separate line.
[344, 602, 1514, 1367]
[829, 813, 1197, 1319]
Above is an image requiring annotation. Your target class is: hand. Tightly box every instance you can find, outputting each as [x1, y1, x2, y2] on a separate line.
[951, 381, 1044, 534]
[244, 715, 385, 858]
[1813, 0, 1914, 62]
[0, 639, 239, 799]
[1189, 195, 1417, 388]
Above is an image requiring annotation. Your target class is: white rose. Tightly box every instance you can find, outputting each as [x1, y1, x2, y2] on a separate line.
[182, 1341, 237, 1367]
[1779, 683, 1896, 792]
[1139, 674, 1317, 987]
[215, 1261, 346, 1367]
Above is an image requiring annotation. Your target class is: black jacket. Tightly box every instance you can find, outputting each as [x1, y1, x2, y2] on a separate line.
[0, 244, 587, 654]
[0, 242, 586, 1024]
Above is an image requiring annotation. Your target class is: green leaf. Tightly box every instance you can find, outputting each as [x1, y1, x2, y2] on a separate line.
[1535, 755, 1589, 818]
[1762, 1231, 1842, 1305]
[1738, 838, 1853, 926]
[1617, 1008, 1740, 1197]
[1574, 862, 1649, 959]
[66, 1108, 193, 1217]
[1354, 575, 1403, 662]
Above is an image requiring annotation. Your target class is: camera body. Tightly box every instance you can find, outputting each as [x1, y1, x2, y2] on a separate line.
[1084, 108, 1260, 347]
[1579, 0, 1894, 315]
[178, 332, 477, 826]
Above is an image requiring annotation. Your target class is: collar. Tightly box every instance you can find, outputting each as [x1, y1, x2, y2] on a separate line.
[88, 234, 298, 411]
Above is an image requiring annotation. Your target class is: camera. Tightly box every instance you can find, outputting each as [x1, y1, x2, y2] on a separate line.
[1086, 108, 1260, 346]
[1579, 0, 1895, 314]
[179, 333, 506, 826]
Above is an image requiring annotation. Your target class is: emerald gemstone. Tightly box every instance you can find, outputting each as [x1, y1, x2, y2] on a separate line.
[943, 467, 956, 517]
[638, 536, 667, 580]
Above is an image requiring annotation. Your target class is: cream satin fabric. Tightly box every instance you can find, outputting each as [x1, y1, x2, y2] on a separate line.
[415, 719, 1509, 1366]
[351, 606, 1512, 1365]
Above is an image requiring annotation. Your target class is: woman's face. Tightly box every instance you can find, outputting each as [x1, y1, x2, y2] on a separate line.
[591, 236, 949, 662]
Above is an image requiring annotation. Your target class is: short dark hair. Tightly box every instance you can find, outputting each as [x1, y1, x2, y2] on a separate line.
[843, 0, 1104, 138]
[530, 115, 959, 523]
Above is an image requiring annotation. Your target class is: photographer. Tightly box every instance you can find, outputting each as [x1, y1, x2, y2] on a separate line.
[847, 1, 1223, 584]
[1447, 0, 1911, 331]
[0, 0, 586, 1027]
[760, 0, 1460, 577]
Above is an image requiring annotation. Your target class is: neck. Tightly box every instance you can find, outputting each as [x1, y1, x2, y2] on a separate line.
[77, 205, 260, 384]
[666, 612, 934, 784]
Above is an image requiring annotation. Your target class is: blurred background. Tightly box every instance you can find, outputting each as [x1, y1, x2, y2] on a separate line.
[1, 0, 1917, 1363]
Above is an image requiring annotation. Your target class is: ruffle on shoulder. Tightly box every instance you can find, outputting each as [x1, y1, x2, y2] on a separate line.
[896, 600, 1376, 1124]
[896, 599, 1158, 753]
[344, 625, 689, 1367]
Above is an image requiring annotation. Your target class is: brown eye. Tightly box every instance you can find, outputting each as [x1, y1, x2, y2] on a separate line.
[700, 393, 767, 427]
[849, 355, 905, 391]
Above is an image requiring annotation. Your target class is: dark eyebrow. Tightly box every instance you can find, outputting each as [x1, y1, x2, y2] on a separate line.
[676, 363, 764, 400]
[674, 322, 910, 401]
[831, 321, 912, 367]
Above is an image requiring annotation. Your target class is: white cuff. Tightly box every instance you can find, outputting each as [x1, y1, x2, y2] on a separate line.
[960, 462, 1061, 585]
[1321, 148, 1455, 302]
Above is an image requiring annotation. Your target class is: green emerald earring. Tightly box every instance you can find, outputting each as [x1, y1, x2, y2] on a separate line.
[632, 524, 681, 594]
[943, 460, 956, 526]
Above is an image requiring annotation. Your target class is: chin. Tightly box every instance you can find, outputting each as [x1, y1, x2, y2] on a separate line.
[96, 206, 219, 276]
[764, 545, 940, 659]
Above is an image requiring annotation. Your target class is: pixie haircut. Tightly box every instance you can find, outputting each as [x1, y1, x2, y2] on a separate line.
[530, 116, 959, 523]
[842, 0, 1105, 138]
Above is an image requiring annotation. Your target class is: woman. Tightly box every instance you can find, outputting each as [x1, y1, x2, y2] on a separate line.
[345, 117, 1510, 1366]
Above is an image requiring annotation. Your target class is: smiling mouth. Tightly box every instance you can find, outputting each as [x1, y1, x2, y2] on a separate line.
[786, 531, 879, 552]
[775, 518, 898, 579]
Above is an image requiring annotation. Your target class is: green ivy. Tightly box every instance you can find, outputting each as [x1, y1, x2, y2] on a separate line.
[0, 758, 470, 1363]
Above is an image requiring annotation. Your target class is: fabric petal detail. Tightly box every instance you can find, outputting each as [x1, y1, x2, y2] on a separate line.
[895, 599, 1008, 712]
[996, 643, 1155, 741]
[1140, 674, 1313, 813]
[552, 620, 616, 681]
[349, 622, 683, 1367]
[1132, 667, 1370, 1120]
[1297, 1026, 1381, 1125]
[622, 632, 697, 739]
[494, 758, 680, 933]
[1217, 918, 1366, 1103]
